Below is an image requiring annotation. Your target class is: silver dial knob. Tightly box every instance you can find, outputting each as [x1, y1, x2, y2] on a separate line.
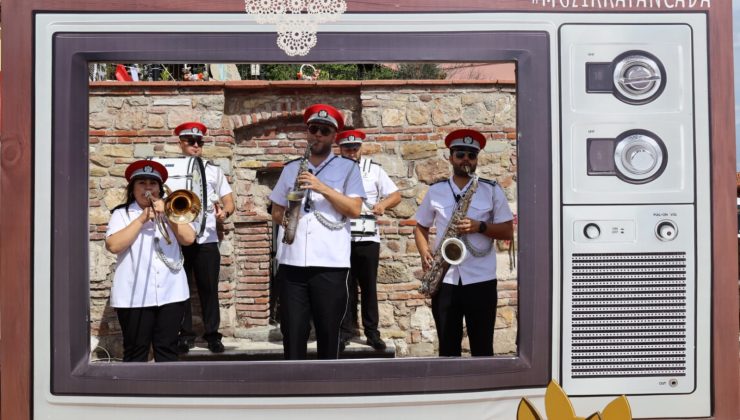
[614, 131, 665, 183]
[613, 52, 665, 104]
[656, 220, 678, 241]
[583, 223, 601, 239]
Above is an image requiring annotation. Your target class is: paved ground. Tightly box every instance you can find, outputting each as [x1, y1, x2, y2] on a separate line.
[179, 334, 395, 361]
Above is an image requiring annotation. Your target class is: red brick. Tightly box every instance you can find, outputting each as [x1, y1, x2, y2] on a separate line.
[244, 269, 270, 276]
[108, 130, 138, 137]
[243, 240, 270, 249]
[245, 255, 270, 262]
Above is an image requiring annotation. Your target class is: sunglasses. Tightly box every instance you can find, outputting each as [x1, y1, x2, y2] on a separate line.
[340, 144, 361, 150]
[308, 125, 334, 136]
[452, 150, 479, 160]
[182, 137, 204, 147]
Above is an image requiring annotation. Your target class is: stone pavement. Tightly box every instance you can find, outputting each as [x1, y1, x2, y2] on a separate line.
[179, 327, 395, 361]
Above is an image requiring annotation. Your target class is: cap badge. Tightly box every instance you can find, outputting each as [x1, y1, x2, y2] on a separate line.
[348, 135, 355, 141]
[318, 110, 328, 118]
[143, 165, 153, 173]
[191, 127, 200, 134]
[463, 136, 473, 144]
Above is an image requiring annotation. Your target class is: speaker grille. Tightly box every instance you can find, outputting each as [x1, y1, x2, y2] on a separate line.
[569, 252, 687, 378]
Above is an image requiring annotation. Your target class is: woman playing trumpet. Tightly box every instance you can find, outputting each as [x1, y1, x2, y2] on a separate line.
[105, 160, 198, 362]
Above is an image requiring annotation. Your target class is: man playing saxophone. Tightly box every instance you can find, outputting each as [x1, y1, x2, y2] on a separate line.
[414, 129, 514, 357]
[269, 104, 366, 360]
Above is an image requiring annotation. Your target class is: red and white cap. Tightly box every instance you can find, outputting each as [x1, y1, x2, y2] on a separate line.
[175, 121, 207, 138]
[125, 160, 168, 183]
[444, 129, 487, 151]
[335, 129, 366, 146]
[303, 104, 344, 130]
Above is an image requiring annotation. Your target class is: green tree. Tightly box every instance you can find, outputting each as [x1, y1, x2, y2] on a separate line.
[256, 63, 397, 81]
[396, 63, 447, 80]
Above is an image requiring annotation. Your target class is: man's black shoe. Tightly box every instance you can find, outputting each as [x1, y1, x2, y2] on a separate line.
[176, 338, 194, 354]
[207, 339, 225, 353]
[366, 335, 386, 351]
[339, 339, 349, 352]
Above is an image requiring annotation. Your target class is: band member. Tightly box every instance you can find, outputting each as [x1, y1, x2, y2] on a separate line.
[336, 129, 401, 351]
[413, 129, 514, 357]
[105, 160, 197, 362]
[269, 104, 366, 360]
[174, 122, 235, 354]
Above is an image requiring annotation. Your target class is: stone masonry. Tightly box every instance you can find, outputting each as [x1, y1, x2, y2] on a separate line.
[88, 80, 518, 359]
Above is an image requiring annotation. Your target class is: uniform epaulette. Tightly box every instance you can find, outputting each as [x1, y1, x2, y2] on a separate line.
[479, 177, 498, 187]
[431, 178, 449, 185]
[370, 161, 382, 166]
[341, 156, 359, 164]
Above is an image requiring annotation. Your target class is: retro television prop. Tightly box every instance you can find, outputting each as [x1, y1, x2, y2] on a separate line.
[1, 1, 737, 420]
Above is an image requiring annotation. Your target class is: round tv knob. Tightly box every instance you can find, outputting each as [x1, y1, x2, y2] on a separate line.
[614, 130, 666, 183]
[612, 51, 666, 104]
[583, 223, 601, 239]
[656, 220, 678, 241]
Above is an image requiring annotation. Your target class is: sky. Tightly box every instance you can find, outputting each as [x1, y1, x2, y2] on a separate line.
[734, 0, 740, 170]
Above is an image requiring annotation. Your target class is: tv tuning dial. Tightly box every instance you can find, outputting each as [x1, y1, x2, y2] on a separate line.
[612, 50, 666, 104]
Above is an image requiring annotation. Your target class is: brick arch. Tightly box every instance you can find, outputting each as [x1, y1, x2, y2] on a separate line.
[227, 109, 304, 135]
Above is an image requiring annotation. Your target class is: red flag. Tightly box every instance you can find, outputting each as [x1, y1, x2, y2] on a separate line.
[114, 64, 133, 82]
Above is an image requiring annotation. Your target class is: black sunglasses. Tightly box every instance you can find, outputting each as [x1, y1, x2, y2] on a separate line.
[308, 125, 334, 136]
[452, 150, 479, 160]
[182, 137, 204, 147]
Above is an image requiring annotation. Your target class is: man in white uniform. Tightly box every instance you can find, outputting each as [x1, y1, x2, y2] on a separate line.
[414, 129, 514, 357]
[269, 104, 366, 360]
[174, 121, 235, 354]
[336, 129, 401, 351]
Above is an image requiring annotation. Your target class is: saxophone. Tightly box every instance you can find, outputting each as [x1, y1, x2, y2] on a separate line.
[281, 142, 312, 244]
[419, 173, 479, 297]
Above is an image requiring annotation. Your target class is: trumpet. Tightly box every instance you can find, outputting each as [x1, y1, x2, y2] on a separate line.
[144, 189, 202, 245]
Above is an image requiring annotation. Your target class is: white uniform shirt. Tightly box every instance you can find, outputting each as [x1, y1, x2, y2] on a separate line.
[414, 177, 514, 286]
[352, 157, 399, 243]
[106, 202, 192, 308]
[197, 162, 233, 244]
[270, 154, 366, 268]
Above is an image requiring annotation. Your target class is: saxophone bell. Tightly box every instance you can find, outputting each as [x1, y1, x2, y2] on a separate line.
[440, 237, 468, 265]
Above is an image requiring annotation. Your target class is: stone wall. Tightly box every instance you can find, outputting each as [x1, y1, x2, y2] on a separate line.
[88, 80, 518, 358]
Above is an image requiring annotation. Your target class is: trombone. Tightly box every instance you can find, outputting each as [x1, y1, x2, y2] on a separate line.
[144, 189, 202, 244]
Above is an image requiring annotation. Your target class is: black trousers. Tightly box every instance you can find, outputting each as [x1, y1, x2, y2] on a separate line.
[116, 301, 186, 362]
[341, 241, 381, 340]
[431, 279, 498, 357]
[179, 241, 222, 342]
[277, 264, 349, 360]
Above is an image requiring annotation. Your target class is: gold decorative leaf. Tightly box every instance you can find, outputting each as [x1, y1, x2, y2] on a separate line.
[601, 396, 632, 420]
[517, 397, 544, 420]
[544, 380, 580, 420]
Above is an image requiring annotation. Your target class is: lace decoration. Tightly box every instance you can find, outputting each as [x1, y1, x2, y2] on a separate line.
[154, 237, 184, 272]
[244, 0, 347, 56]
